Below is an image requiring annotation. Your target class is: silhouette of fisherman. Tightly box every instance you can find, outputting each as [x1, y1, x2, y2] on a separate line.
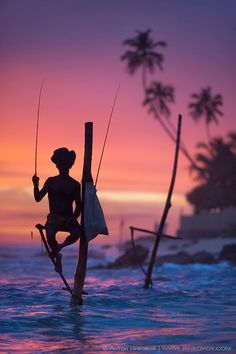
[32, 147, 81, 273]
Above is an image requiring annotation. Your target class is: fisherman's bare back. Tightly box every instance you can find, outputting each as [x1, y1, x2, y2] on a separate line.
[36, 175, 81, 219]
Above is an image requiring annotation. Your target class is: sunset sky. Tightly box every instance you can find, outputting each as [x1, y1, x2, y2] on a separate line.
[1, 0, 235, 244]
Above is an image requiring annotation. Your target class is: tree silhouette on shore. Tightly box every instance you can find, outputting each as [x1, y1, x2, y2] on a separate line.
[187, 133, 236, 213]
[120, 29, 235, 241]
[189, 87, 223, 142]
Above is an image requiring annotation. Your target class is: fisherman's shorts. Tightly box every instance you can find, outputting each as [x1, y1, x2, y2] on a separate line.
[45, 213, 81, 233]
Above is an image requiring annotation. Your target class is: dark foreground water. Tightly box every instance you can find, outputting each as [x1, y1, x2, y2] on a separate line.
[0, 244, 235, 353]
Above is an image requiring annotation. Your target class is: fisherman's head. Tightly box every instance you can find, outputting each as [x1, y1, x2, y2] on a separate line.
[51, 147, 76, 175]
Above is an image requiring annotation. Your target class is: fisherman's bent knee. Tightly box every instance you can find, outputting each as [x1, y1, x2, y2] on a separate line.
[70, 224, 81, 241]
[69, 233, 80, 242]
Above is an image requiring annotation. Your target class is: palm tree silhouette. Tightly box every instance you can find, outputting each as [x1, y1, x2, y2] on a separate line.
[121, 30, 176, 141]
[121, 29, 166, 91]
[144, 81, 175, 118]
[121, 29, 197, 168]
[189, 87, 223, 142]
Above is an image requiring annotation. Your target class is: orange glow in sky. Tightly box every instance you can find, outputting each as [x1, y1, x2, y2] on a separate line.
[1, 1, 235, 243]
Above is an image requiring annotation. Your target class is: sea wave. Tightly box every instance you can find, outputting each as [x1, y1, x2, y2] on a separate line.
[0, 245, 236, 353]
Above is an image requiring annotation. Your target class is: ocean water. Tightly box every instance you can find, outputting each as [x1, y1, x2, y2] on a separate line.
[0, 244, 235, 354]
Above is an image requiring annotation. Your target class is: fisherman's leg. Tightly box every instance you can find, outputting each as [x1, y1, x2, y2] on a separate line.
[59, 223, 81, 250]
[45, 223, 59, 257]
[45, 223, 63, 272]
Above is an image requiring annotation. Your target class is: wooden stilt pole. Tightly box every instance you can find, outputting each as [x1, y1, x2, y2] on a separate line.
[144, 114, 182, 289]
[70, 122, 93, 306]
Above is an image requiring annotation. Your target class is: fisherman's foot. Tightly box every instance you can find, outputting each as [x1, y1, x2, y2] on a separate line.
[54, 253, 63, 273]
[48, 246, 59, 260]
[49, 250, 57, 260]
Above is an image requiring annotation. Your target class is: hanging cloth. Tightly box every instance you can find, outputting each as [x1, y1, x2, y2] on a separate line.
[83, 182, 109, 241]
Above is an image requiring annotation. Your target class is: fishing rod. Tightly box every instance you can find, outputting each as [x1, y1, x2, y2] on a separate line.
[94, 84, 120, 188]
[34, 80, 45, 176]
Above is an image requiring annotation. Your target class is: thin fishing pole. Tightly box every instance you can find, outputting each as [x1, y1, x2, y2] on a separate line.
[34, 80, 45, 175]
[95, 84, 120, 188]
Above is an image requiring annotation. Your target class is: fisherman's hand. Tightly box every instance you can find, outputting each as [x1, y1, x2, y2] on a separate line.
[32, 174, 39, 187]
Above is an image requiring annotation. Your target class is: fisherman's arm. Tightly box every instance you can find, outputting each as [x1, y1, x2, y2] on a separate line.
[73, 182, 82, 219]
[32, 175, 49, 202]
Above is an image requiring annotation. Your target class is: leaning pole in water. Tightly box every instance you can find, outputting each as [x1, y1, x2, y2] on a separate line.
[144, 114, 182, 289]
[70, 122, 93, 306]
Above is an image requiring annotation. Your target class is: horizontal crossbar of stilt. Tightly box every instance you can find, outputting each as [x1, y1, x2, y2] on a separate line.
[129, 226, 182, 240]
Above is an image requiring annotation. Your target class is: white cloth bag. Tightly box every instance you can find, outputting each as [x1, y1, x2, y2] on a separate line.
[84, 182, 109, 241]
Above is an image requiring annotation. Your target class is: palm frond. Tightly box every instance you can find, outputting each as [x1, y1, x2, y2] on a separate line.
[121, 30, 167, 78]
[188, 87, 224, 133]
[155, 40, 167, 47]
[143, 81, 175, 118]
